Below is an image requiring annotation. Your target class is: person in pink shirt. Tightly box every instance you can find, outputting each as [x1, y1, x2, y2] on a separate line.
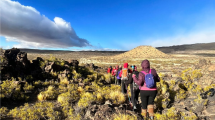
[132, 59, 160, 119]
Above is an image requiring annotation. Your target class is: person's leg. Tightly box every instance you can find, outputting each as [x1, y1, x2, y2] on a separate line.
[121, 81, 126, 94]
[124, 83, 127, 93]
[133, 88, 140, 107]
[136, 89, 140, 104]
[119, 79, 121, 85]
[147, 90, 157, 119]
[117, 79, 120, 85]
[140, 90, 148, 118]
[130, 84, 135, 109]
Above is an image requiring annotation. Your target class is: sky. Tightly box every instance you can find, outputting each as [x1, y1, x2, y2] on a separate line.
[0, 0, 215, 51]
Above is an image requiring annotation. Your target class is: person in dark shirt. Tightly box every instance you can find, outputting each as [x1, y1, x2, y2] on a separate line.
[116, 65, 122, 85]
[125, 65, 140, 111]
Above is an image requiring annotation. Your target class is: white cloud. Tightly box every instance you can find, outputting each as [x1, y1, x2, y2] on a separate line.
[150, 30, 215, 47]
[121, 29, 215, 50]
[0, 0, 90, 48]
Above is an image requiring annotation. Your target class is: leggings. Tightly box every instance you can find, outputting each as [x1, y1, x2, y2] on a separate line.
[130, 84, 140, 107]
[121, 80, 127, 94]
[117, 79, 121, 85]
[140, 90, 157, 109]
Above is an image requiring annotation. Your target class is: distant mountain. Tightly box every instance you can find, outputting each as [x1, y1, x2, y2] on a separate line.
[2, 42, 215, 54]
[18, 48, 73, 54]
[17, 48, 126, 54]
[156, 42, 215, 53]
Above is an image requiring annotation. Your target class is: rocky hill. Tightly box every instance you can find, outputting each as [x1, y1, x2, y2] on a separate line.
[113, 46, 169, 59]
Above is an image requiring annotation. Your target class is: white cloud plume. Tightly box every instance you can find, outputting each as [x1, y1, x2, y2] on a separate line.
[150, 30, 215, 47]
[0, 0, 90, 48]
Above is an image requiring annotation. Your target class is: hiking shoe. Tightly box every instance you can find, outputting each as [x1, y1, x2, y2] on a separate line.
[149, 116, 154, 120]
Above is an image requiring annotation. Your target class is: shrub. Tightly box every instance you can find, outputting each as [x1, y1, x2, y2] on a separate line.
[113, 113, 137, 120]
[0, 79, 29, 101]
[37, 88, 58, 101]
[58, 84, 79, 104]
[8, 102, 61, 120]
[74, 73, 82, 80]
[77, 86, 84, 93]
[0, 79, 17, 99]
[78, 92, 96, 108]
[109, 91, 126, 104]
[57, 92, 72, 104]
[34, 80, 42, 87]
[42, 80, 50, 86]
[176, 88, 187, 100]
[154, 107, 180, 120]
[60, 77, 69, 85]
[104, 73, 112, 83]
[96, 93, 104, 102]
[47, 85, 55, 91]
[0, 107, 9, 119]
[181, 68, 202, 81]
[23, 82, 35, 91]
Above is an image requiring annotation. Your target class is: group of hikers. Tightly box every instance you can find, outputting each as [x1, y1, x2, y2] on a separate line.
[107, 59, 160, 120]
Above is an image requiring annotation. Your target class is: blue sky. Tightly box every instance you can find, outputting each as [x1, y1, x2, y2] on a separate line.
[0, 0, 215, 51]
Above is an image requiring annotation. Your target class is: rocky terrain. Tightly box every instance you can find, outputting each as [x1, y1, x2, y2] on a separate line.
[0, 47, 215, 120]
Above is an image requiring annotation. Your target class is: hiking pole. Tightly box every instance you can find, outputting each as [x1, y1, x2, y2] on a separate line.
[125, 84, 133, 110]
[115, 76, 117, 85]
[133, 81, 135, 111]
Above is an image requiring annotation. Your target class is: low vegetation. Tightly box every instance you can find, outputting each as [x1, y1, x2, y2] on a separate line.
[1, 48, 215, 120]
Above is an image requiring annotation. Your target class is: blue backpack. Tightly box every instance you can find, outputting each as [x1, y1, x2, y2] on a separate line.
[141, 69, 155, 88]
[116, 70, 121, 79]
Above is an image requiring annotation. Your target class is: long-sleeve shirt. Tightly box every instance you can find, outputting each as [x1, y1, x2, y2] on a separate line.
[133, 69, 160, 90]
[112, 68, 118, 76]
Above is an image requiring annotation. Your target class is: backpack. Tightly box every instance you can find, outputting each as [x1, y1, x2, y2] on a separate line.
[121, 68, 129, 80]
[107, 68, 111, 73]
[113, 69, 117, 75]
[133, 71, 139, 89]
[141, 69, 155, 88]
[116, 70, 121, 79]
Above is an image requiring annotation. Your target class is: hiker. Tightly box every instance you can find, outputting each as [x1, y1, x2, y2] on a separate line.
[111, 66, 116, 84]
[119, 63, 132, 94]
[132, 60, 160, 120]
[111, 66, 116, 76]
[112, 65, 119, 84]
[107, 66, 112, 74]
[125, 65, 140, 111]
[116, 65, 122, 85]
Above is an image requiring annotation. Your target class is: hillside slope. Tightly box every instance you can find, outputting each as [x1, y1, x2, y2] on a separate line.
[114, 46, 169, 59]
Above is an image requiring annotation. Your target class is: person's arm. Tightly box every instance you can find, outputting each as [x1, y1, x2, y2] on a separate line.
[151, 69, 160, 82]
[129, 69, 133, 73]
[133, 72, 144, 86]
[119, 70, 122, 77]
